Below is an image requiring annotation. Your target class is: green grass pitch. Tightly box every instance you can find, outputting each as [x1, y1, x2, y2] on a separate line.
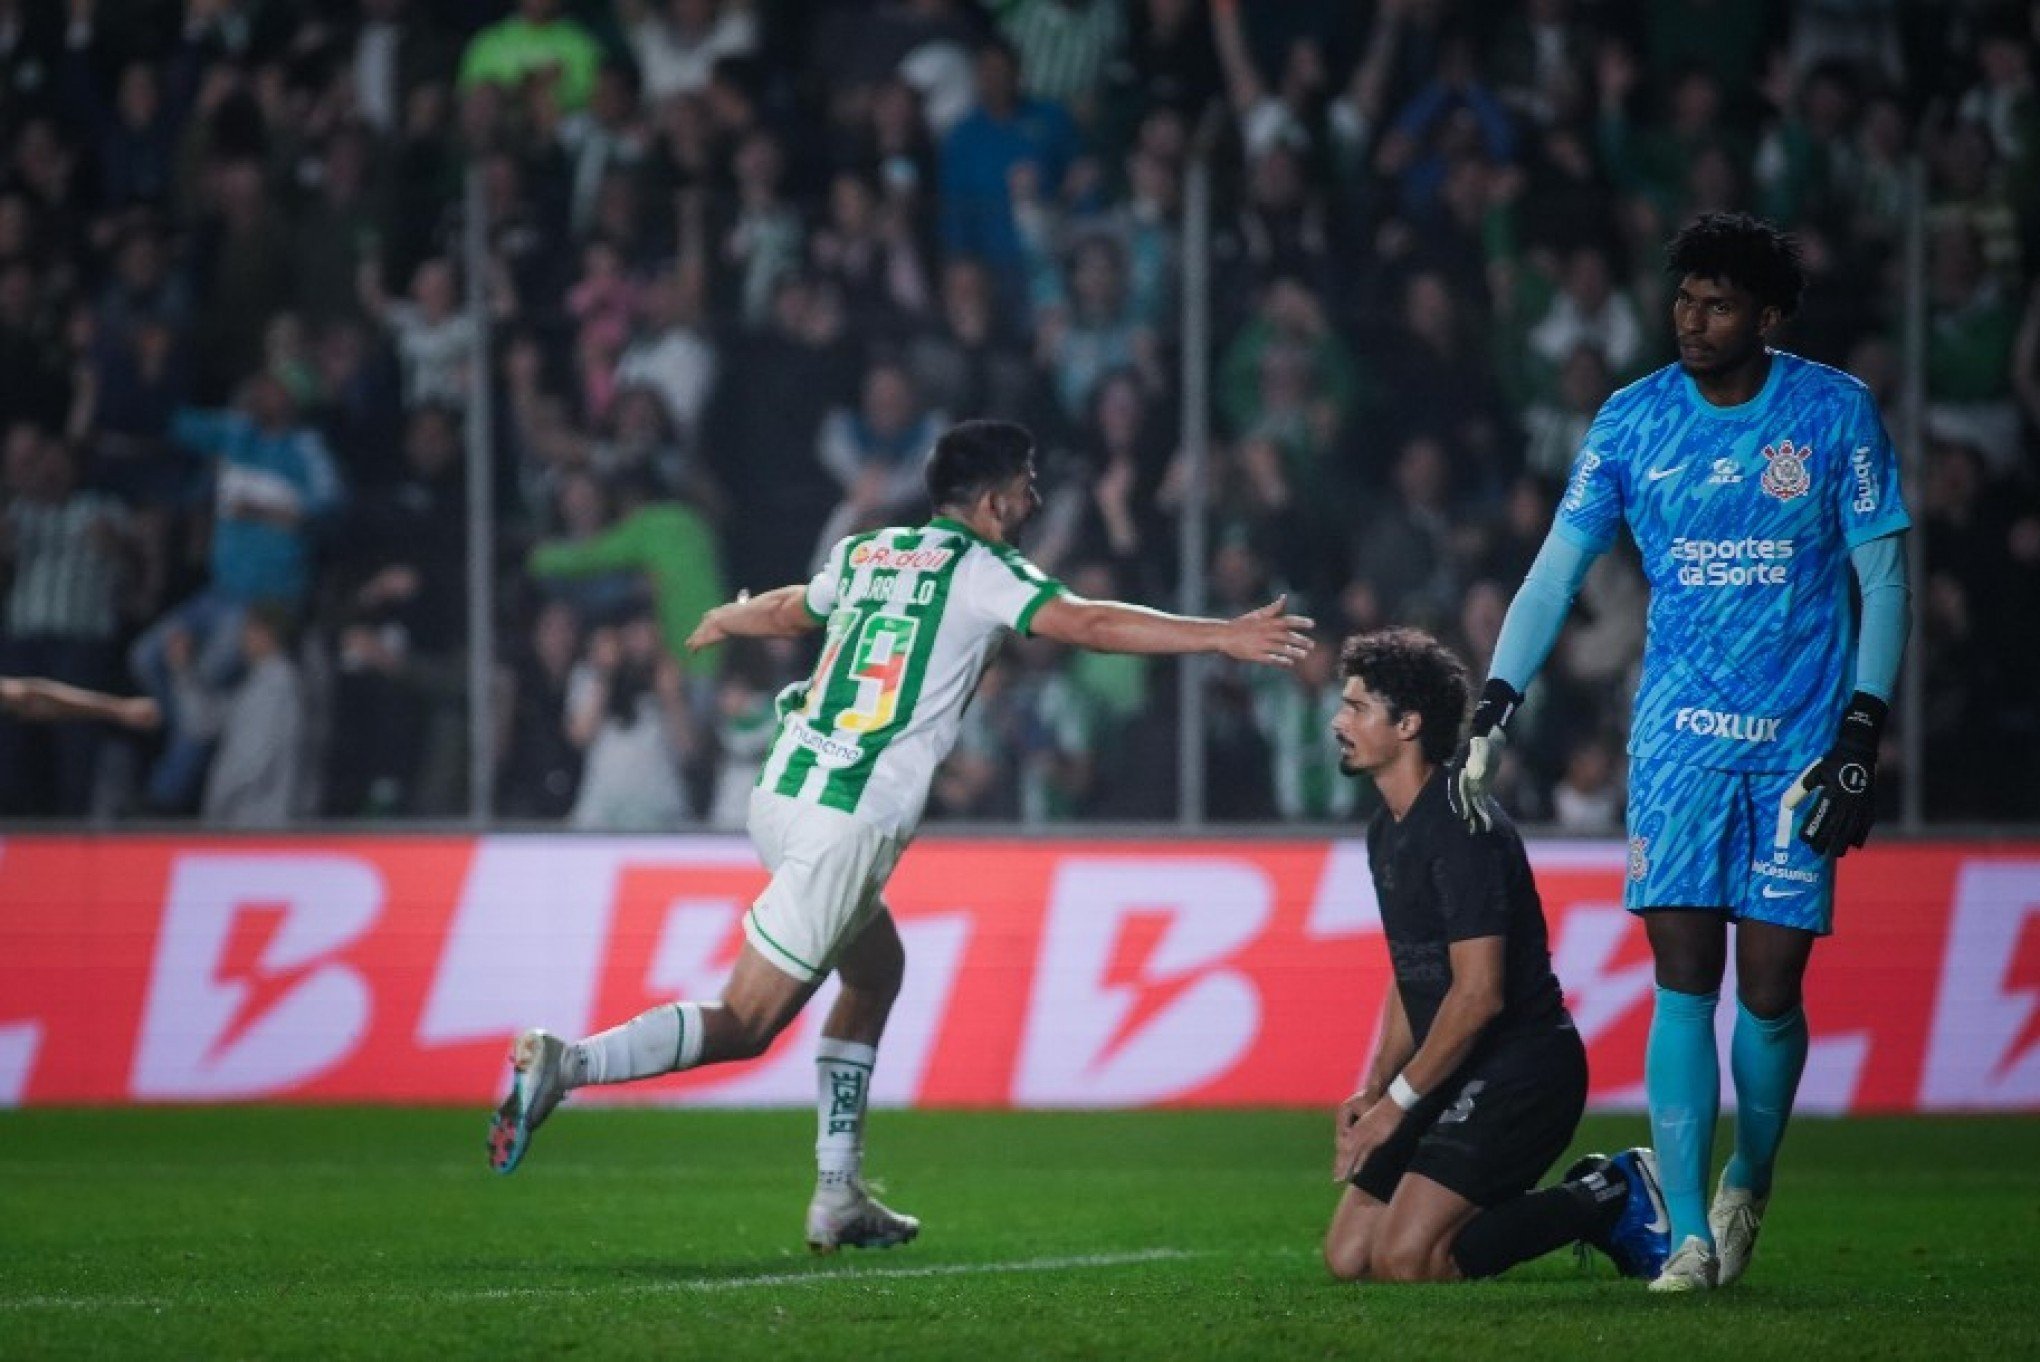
[3, 1108, 2036, 1359]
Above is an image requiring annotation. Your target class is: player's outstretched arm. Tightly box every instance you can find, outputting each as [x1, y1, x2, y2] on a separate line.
[0, 676, 160, 730]
[1030, 594, 1314, 666]
[685, 586, 818, 651]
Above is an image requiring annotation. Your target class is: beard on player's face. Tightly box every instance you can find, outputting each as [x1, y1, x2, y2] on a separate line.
[992, 475, 1041, 541]
[1673, 274, 1773, 378]
[1678, 328, 1764, 377]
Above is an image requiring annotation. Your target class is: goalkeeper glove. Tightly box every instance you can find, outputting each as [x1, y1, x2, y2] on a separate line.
[1446, 679, 1522, 834]
[1791, 691, 1887, 858]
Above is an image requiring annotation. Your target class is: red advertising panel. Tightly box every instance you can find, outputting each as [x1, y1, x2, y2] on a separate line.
[3, 836, 2036, 1111]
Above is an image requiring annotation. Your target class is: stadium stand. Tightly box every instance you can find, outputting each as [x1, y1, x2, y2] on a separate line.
[1, 0, 2035, 826]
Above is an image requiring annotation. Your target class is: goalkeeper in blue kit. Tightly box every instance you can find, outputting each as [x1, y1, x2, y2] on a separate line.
[1450, 214, 1911, 1291]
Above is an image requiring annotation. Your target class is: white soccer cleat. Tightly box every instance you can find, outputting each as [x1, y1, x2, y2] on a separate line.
[487, 1029, 569, 1175]
[1709, 1176, 1769, 1286]
[805, 1183, 921, 1254]
[1648, 1234, 1720, 1293]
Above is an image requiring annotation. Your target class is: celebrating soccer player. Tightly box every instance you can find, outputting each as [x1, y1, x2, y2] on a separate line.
[1322, 628, 1669, 1285]
[1450, 213, 1912, 1291]
[487, 419, 1314, 1251]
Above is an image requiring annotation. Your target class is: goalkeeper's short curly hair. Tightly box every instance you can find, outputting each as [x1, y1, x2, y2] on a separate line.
[1339, 628, 1471, 767]
[1666, 212, 1806, 318]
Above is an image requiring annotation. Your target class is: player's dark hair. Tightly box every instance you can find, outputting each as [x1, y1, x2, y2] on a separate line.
[925, 419, 1034, 513]
[1339, 628, 1471, 767]
[1665, 212, 1806, 317]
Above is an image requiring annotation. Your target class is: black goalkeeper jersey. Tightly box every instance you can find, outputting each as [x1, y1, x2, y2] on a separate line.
[1364, 770, 1570, 1048]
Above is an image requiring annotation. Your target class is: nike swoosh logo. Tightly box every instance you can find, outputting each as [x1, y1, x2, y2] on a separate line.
[1760, 885, 1800, 899]
[1646, 465, 1687, 482]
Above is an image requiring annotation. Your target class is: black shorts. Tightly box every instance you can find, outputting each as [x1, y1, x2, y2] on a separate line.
[1352, 1020, 1588, 1209]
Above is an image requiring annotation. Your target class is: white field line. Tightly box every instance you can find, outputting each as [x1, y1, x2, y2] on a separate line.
[1, 1248, 1203, 1312]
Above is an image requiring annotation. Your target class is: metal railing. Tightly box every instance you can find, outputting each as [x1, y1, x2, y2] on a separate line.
[446, 144, 1941, 831]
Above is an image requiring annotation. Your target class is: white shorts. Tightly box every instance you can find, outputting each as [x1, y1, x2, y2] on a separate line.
[743, 788, 908, 983]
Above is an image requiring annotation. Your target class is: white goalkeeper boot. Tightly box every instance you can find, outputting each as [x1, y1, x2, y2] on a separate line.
[806, 1182, 921, 1253]
[1709, 1175, 1769, 1286]
[488, 1029, 569, 1175]
[1649, 1235, 1720, 1293]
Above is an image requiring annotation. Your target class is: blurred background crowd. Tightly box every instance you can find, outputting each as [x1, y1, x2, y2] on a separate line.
[1, 0, 2037, 830]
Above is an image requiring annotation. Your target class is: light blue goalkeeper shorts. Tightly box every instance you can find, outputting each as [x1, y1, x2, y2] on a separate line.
[1623, 758, 1835, 935]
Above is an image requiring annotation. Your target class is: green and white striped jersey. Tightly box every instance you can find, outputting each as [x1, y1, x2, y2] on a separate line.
[758, 517, 1063, 834]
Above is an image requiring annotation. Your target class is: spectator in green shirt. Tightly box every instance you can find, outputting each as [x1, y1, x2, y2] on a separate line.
[526, 474, 726, 674]
[459, 0, 604, 112]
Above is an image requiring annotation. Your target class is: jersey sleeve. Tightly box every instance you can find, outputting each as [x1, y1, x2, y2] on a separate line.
[1428, 830, 1514, 944]
[805, 537, 852, 621]
[956, 543, 1064, 635]
[1552, 409, 1629, 551]
[1836, 388, 1910, 547]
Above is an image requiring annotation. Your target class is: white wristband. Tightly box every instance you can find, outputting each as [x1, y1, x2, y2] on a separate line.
[1387, 1074, 1422, 1112]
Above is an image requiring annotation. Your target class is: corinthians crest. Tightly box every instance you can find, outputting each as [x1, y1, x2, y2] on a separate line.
[1760, 438, 1811, 501]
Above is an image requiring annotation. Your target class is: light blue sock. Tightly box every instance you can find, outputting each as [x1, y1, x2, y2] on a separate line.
[1646, 985, 1720, 1251]
[1725, 999, 1808, 1199]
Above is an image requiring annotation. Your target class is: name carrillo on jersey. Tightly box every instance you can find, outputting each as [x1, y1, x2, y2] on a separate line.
[846, 572, 941, 607]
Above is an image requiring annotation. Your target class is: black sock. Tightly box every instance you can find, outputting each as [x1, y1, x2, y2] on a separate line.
[1450, 1170, 1629, 1279]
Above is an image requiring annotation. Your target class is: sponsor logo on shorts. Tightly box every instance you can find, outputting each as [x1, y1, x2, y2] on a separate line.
[1670, 536, 1794, 587]
[790, 720, 866, 770]
[1673, 707, 1782, 743]
[1850, 444, 1878, 514]
[849, 543, 955, 572]
[1761, 438, 1812, 501]
[1751, 858, 1821, 885]
[1629, 836, 1650, 882]
[1760, 884, 1802, 899]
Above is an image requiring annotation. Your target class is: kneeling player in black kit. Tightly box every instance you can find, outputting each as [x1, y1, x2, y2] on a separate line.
[1323, 628, 1671, 1283]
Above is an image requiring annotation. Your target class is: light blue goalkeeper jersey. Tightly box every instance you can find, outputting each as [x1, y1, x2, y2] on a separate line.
[1554, 351, 1909, 774]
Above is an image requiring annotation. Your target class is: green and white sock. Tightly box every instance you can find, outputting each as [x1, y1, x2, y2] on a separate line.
[815, 1038, 877, 1191]
[567, 1002, 705, 1087]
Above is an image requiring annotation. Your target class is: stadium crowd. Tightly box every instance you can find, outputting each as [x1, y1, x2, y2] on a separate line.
[1, 0, 2037, 827]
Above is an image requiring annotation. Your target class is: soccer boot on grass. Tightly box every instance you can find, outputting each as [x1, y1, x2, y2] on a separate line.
[1597, 1148, 1672, 1280]
[1650, 1234, 1720, 1293]
[487, 1029, 568, 1175]
[805, 1183, 921, 1254]
[1708, 1174, 1769, 1287]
